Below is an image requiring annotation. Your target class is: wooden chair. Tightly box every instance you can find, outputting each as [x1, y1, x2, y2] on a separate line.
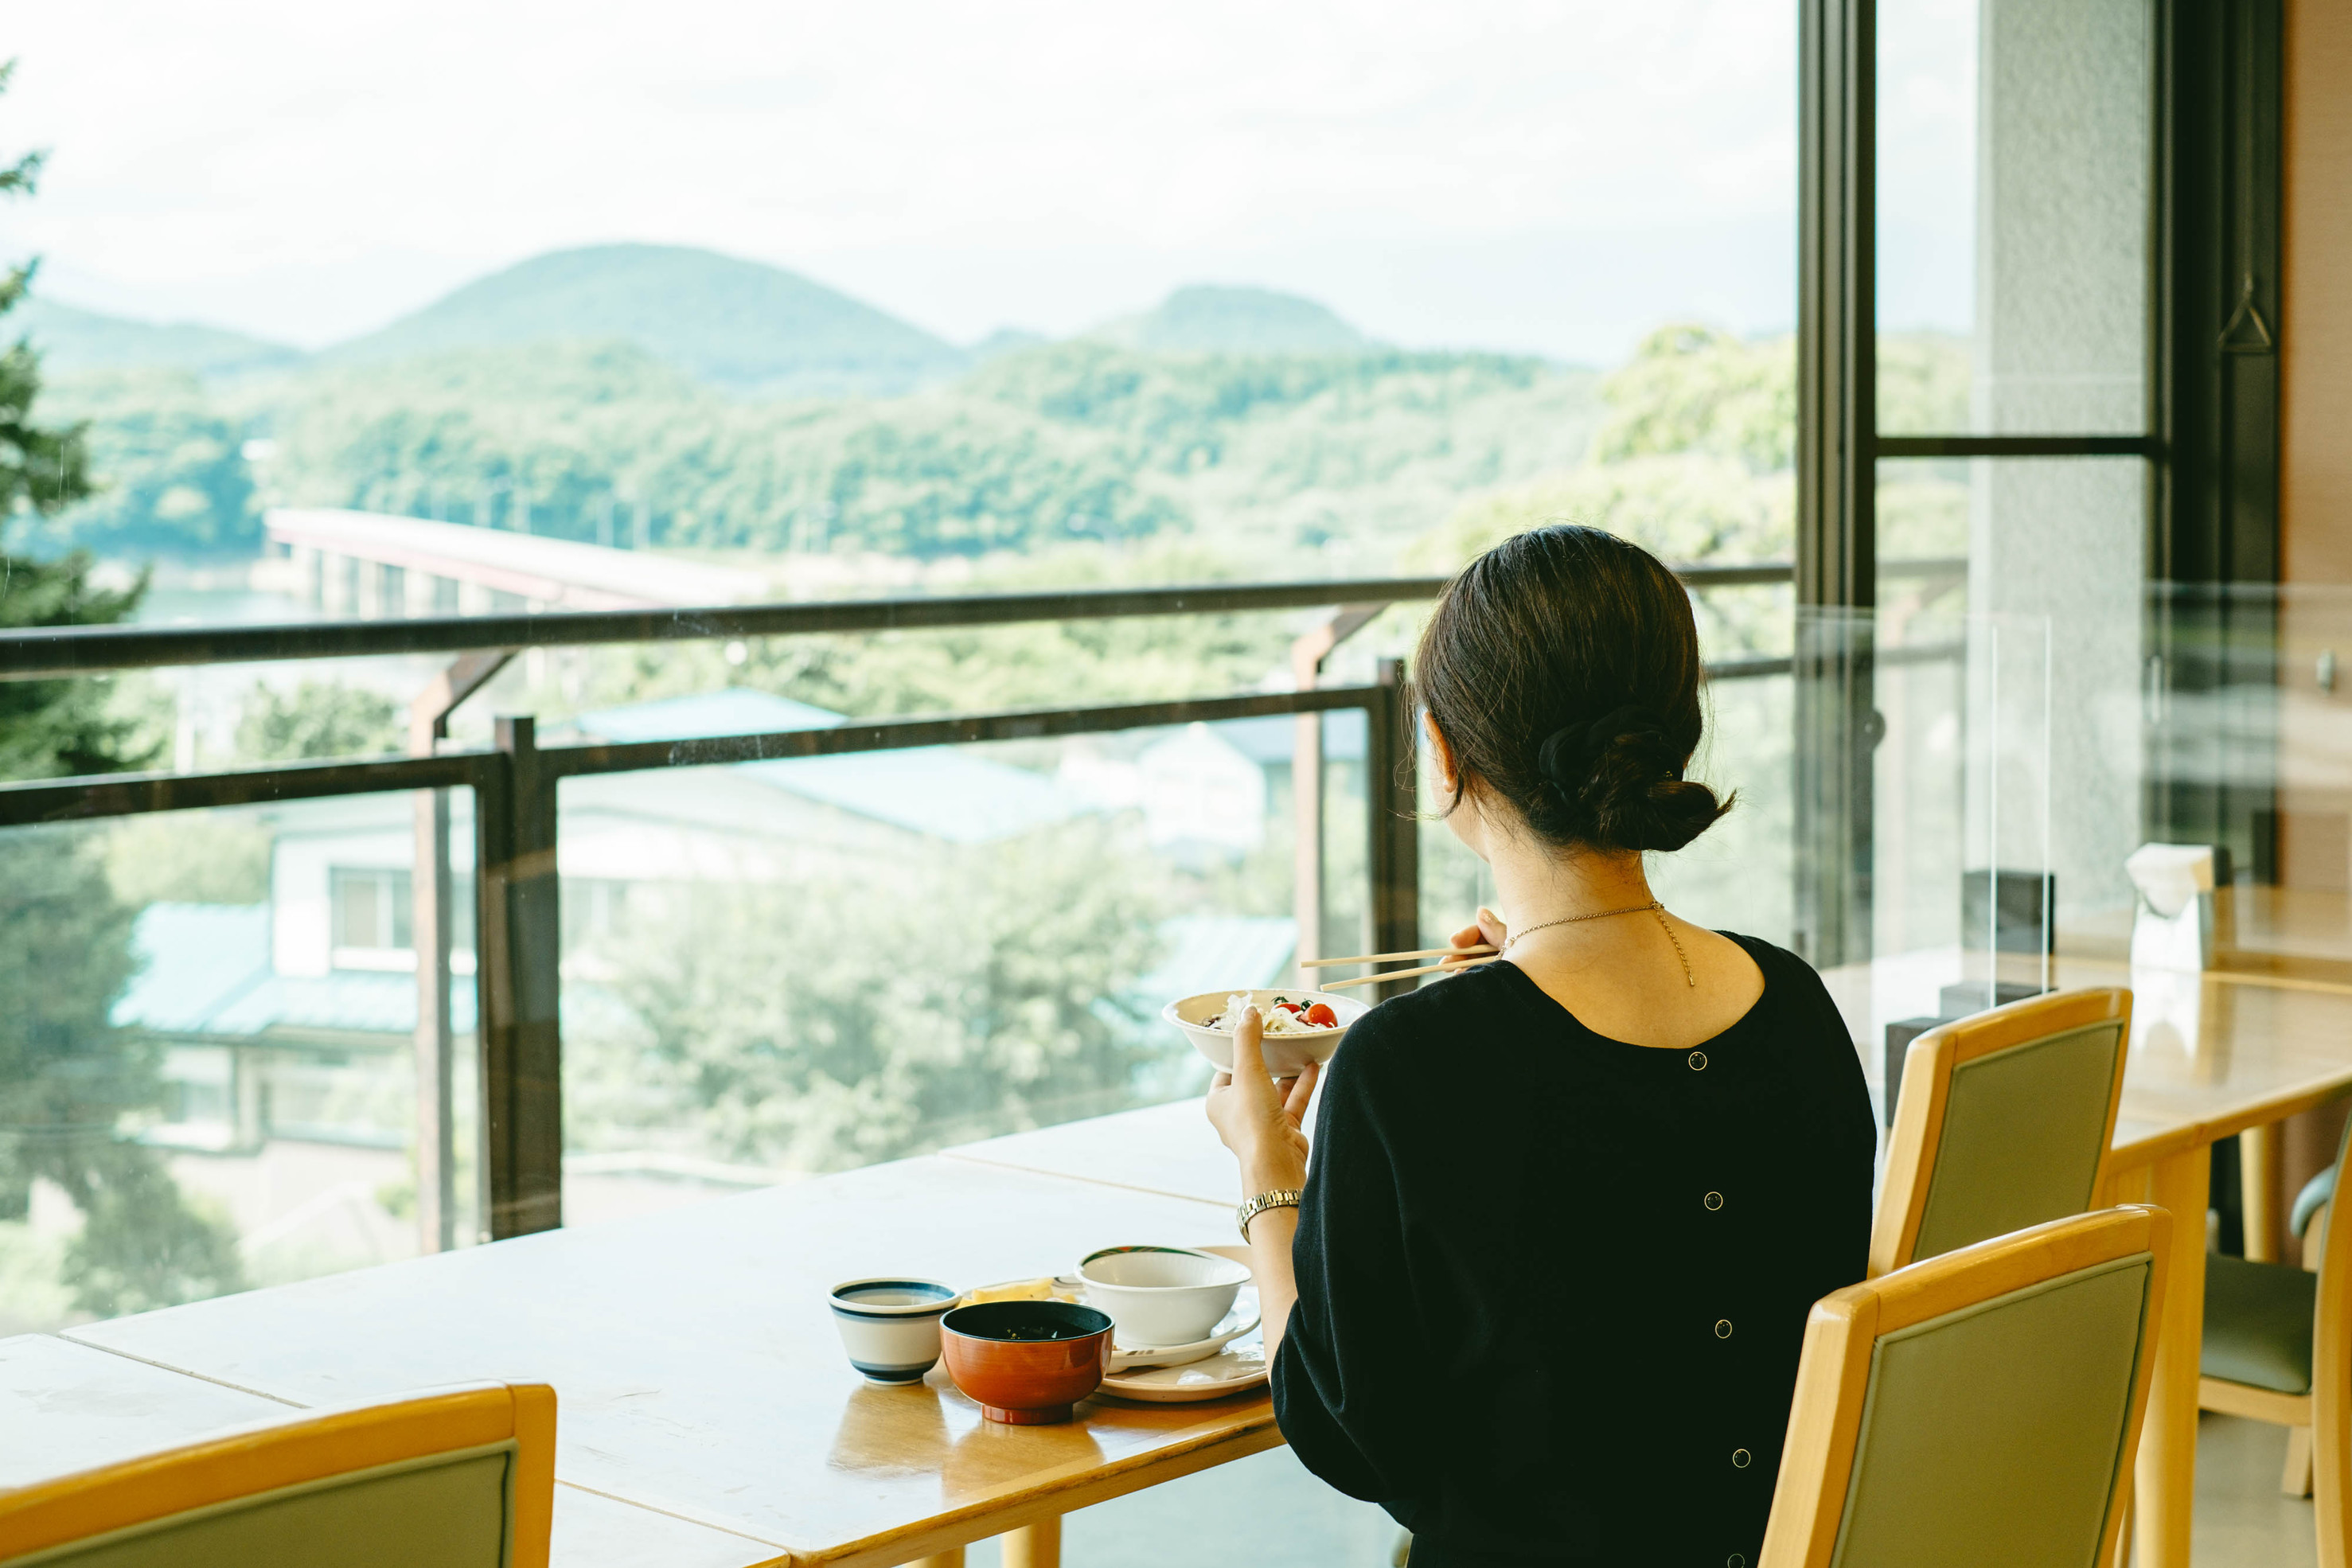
[2295, 1164, 2334, 1271]
[2199, 1111, 2352, 1528]
[1761, 1205, 2172, 1568]
[0, 1380, 555, 1567]
[1870, 987, 2132, 1277]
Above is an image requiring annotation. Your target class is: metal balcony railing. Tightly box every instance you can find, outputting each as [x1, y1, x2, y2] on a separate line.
[0, 560, 1959, 1248]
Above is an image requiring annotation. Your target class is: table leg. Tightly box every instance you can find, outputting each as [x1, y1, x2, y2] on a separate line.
[2135, 1144, 2211, 1568]
[907, 1553, 964, 1568]
[1002, 1516, 1061, 1568]
[2242, 1122, 2284, 1264]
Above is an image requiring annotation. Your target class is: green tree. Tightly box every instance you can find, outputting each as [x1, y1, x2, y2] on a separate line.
[1403, 322, 1800, 671]
[25, 369, 259, 556]
[0, 65, 146, 782]
[569, 817, 1170, 1172]
[0, 64, 244, 1319]
[235, 680, 402, 761]
[1587, 323, 1794, 472]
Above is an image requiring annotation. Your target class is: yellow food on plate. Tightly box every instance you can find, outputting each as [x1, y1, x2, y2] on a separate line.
[962, 1277, 1067, 1305]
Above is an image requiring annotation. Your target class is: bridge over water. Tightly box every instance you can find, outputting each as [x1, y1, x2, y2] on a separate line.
[265, 508, 768, 614]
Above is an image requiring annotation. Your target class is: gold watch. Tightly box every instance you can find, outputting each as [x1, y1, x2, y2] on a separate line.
[1236, 1188, 1304, 1242]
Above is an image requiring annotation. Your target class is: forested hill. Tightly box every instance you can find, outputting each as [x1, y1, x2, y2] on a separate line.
[12, 297, 302, 379]
[21, 252, 1965, 576]
[1093, 285, 1371, 354]
[323, 244, 969, 396]
[26, 329, 1600, 568]
[279, 338, 1600, 564]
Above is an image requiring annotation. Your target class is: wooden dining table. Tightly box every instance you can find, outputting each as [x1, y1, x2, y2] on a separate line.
[2, 1153, 1275, 1568]
[10, 948, 2352, 1568]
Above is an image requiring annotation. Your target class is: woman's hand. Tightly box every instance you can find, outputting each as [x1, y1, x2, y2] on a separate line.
[1443, 905, 1508, 969]
[1204, 1005, 1315, 1193]
[1204, 1004, 1312, 1363]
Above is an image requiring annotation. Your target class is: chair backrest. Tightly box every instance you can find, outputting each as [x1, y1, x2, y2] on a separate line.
[1870, 987, 2132, 1276]
[1761, 1205, 2171, 1568]
[0, 1380, 554, 1568]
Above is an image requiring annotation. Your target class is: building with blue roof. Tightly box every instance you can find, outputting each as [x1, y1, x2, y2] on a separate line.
[124, 687, 1312, 1160]
[558, 688, 1090, 845]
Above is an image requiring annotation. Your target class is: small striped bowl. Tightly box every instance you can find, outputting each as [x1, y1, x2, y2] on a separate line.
[829, 1277, 958, 1384]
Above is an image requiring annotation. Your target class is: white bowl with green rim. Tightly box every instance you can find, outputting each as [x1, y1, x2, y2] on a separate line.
[1077, 1246, 1252, 1348]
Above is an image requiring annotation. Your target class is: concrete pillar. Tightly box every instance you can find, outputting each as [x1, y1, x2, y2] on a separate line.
[320, 552, 356, 615]
[1968, 0, 2153, 923]
[362, 563, 404, 621]
[292, 544, 323, 607]
[231, 1045, 267, 1151]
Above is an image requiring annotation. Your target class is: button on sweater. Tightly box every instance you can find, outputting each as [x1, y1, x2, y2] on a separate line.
[1270, 936, 1876, 1567]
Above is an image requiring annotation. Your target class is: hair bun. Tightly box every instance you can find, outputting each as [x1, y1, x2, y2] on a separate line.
[1539, 706, 1725, 852]
[1535, 705, 1669, 791]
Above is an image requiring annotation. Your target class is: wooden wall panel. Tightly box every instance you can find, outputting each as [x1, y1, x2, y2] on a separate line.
[2282, 0, 2352, 585]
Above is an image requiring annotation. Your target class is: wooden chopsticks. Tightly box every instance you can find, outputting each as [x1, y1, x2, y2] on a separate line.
[1305, 943, 1501, 991]
[1300, 945, 1496, 967]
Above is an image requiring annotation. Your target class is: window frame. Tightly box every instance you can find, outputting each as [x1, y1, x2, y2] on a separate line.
[1795, 0, 2282, 963]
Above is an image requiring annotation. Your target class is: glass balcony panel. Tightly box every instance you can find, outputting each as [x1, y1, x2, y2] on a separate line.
[554, 713, 1362, 1222]
[0, 794, 478, 1336]
[1877, 455, 2148, 942]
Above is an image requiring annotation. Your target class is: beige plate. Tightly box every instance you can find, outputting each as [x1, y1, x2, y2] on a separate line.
[1098, 1342, 1268, 1403]
[1097, 1242, 1267, 1401]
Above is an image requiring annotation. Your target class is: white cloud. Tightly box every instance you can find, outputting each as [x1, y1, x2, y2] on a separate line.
[0, 0, 1861, 356]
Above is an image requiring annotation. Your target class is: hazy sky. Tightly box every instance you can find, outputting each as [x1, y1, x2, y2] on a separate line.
[0, 1, 1974, 358]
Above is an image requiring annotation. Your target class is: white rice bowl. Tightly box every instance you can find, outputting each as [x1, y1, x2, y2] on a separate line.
[1161, 988, 1368, 1077]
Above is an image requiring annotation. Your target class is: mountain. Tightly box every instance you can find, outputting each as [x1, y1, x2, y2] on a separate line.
[1097, 285, 1372, 355]
[323, 244, 966, 396]
[13, 297, 305, 379]
[969, 326, 1050, 362]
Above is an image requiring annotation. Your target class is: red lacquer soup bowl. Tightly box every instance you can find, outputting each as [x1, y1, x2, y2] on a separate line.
[939, 1301, 1114, 1424]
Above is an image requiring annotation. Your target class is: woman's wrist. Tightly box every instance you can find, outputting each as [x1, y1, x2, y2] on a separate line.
[1242, 1151, 1307, 1195]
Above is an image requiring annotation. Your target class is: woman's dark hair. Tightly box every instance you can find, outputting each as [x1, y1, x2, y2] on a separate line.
[1415, 525, 1732, 853]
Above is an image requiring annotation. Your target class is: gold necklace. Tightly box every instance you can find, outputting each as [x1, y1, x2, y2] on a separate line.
[1503, 900, 1697, 989]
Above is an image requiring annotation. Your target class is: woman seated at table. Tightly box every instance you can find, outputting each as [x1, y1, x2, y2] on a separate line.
[1208, 525, 1876, 1568]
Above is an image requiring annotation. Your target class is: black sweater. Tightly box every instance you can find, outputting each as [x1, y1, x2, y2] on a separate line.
[1270, 937, 1875, 1567]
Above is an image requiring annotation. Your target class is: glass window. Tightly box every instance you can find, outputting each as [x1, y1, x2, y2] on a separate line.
[1877, 0, 2154, 435]
[24, 7, 1801, 609]
[1878, 454, 2150, 933]
[330, 867, 412, 955]
[333, 868, 380, 950]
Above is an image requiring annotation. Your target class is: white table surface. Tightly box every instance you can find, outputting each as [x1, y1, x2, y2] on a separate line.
[942, 1098, 1242, 1209]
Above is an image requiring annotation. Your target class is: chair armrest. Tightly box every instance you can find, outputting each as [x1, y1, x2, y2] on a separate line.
[2293, 1167, 2336, 1243]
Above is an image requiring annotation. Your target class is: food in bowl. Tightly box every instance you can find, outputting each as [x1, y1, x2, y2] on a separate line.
[1162, 987, 1367, 1076]
[1078, 1245, 1252, 1349]
[940, 1301, 1114, 1423]
[1204, 993, 1341, 1034]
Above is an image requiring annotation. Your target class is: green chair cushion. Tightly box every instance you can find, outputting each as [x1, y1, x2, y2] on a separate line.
[12, 1447, 513, 1568]
[1911, 1021, 2124, 1263]
[1830, 1254, 2151, 1568]
[2293, 1167, 2335, 1242]
[2201, 1254, 2317, 1395]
